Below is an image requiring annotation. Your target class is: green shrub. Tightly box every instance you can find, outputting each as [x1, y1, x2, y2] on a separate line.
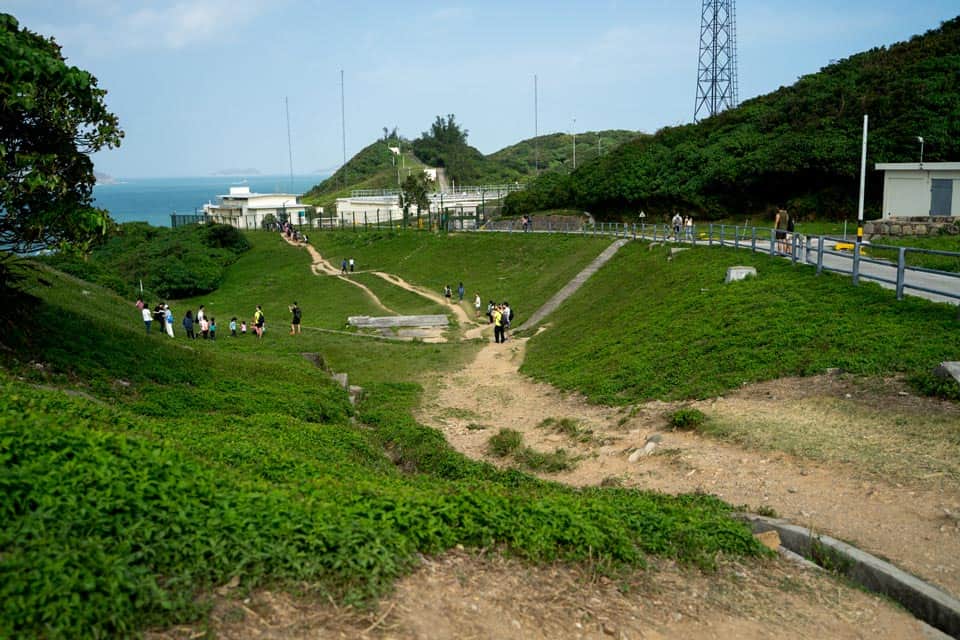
[487, 428, 523, 457]
[669, 407, 707, 430]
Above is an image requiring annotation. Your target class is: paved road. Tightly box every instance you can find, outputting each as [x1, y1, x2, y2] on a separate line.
[482, 226, 959, 307]
[711, 235, 960, 306]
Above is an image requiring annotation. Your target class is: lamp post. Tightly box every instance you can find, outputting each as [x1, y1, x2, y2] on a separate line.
[917, 136, 924, 167]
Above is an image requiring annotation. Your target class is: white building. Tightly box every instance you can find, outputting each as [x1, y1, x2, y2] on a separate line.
[202, 186, 307, 228]
[876, 162, 960, 218]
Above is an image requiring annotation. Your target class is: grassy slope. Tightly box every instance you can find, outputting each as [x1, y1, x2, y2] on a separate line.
[522, 242, 960, 403]
[1, 235, 765, 638]
[309, 230, 614, 322]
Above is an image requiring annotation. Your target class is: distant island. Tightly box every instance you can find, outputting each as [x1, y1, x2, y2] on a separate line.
[94, 171, 117, 185]
[212, 168, 261, 176]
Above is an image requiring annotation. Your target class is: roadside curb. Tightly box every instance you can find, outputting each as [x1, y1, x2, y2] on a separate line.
[740, 513, 960, 639]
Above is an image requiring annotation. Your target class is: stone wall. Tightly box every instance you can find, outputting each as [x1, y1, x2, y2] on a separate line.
[864, 217, 960, 239]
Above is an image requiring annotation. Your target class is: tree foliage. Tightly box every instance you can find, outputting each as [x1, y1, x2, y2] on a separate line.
[41, 222, 249, 300]
[506, 17, 960, 221]
[0, 14, 123, 256]
[399, 172, 431, 216]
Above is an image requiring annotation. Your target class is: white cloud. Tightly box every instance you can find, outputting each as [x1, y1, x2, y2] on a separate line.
[37, 0, 272, 55]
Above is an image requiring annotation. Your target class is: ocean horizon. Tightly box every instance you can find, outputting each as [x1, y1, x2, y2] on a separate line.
[93, 174, 328, 227]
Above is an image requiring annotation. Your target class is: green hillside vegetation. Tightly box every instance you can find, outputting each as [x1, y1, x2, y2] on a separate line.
[304, 118, 643, 214]
[505, 16, 960, 221]
[488, 130, 643, 176]
[2, 231, 769, 637]
[521, 242, 960, 403]
[303, 137, 426, 215]
[40, 222, 250, 301]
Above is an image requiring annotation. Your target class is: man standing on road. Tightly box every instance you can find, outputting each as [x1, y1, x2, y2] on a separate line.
[775, 208, 790, 255]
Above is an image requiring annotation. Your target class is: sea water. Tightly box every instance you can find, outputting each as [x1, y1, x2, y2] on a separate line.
[93, 175, 326, 227]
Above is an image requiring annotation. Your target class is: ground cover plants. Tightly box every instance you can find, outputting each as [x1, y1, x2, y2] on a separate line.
[1, 235, 768, 637]
[522, 242, 960, 403]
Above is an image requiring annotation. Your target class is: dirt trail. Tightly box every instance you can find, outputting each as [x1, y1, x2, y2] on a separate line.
[370, 271, 489, 340]
[282, 236, 398, 314]
[416, 336, 960, 601]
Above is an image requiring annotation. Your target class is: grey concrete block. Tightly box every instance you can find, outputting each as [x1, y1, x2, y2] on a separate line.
[725, 266, 757, 283]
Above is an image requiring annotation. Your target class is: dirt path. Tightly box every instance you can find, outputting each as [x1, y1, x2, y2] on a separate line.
[283, 236, 397, 314]
[415, 336, 960, 599]
[154, 550, 938, 639]
[370, 271, 489, 340]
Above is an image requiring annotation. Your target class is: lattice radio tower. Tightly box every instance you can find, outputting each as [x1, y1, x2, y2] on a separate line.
[694, 0, 739, 122]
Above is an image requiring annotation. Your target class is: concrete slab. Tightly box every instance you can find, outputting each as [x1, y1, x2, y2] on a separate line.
[741, 514, 960, 638]
[934, 362, 960, 385]
[725, 266, 757, 283]
[348, 315, 448, 328]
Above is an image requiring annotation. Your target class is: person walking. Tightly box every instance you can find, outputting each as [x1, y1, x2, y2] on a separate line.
[457, 282, 465, 302]
[775, 208, 790, 255]
[209, 317, 217, 341]
[685, 216, 694, 242]
[444, 284, 452, 303]
[200, 315, 210, 339]
[141, 305, 152, 334]
[254, 305, 265, 339]
[164, 305, 175, 338]
[341, 258, 348, 275]
[230, 317, 238, 337]
[289, 302, 302, 335]
[182, 310, 195, 339]
[474, 292, 482, 318]
[672, 212, 683, 242]
[492, 305, 504, 343]
[349, 257, 355, 272]
[196, 305, 206, 325]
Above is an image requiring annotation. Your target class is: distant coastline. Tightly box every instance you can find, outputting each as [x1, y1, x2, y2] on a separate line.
[94, 171, 117, 185]
[211, 168, 261, 176]
[92, 174, 327, 227]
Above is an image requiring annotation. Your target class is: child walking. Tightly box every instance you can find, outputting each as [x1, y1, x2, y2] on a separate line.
[209, 318, 217, 341]
[230, 317, 237, 337]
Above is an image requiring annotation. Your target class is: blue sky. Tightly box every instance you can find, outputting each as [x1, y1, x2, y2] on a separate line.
[7, 1, 959, 178]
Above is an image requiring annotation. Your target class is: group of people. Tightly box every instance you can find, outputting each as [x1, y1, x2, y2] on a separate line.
[670, 212, 695, 242]
[136, 299, 273, 340]
[520, 215, 533, 232]
[443, 282, 466, 303]
[487, 300, 513, 343]
[281, 221, 308, 244]
[340, 257, 356, 274]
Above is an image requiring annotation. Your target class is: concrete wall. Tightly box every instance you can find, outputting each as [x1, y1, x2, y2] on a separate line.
[882, 170, 960, 218]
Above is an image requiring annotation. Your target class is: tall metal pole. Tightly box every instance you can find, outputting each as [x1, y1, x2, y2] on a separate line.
[340, 69, 347, 188]
[572, 117, 576, 170]
[856, 114, 868, 244]
[534, 74, 539, 175]
[285, 96, 294, 192]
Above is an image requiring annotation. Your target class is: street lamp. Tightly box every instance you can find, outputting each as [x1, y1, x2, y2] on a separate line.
[917, 136, 924, 167]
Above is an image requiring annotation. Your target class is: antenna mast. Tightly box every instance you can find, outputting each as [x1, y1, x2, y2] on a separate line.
[340, 69, 347, 188]
[285, 96, 294, 191]
[694, 0, 739, 122]
[534, 74, 539, 175]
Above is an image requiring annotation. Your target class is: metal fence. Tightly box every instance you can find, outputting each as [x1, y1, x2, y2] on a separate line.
[173, 211, 960, 304]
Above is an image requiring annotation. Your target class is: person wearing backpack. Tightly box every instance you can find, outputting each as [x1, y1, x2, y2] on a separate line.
[775, 208, 791, 255]
[289, 302, 302, 335]
[254, 305, 265, 339]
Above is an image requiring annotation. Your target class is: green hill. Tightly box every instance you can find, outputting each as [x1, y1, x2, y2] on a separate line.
[505, 16, 960, 221]
[304, 123, 643, 214]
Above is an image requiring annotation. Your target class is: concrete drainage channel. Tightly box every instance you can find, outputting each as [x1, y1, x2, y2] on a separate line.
[741, 514, 960, 638]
